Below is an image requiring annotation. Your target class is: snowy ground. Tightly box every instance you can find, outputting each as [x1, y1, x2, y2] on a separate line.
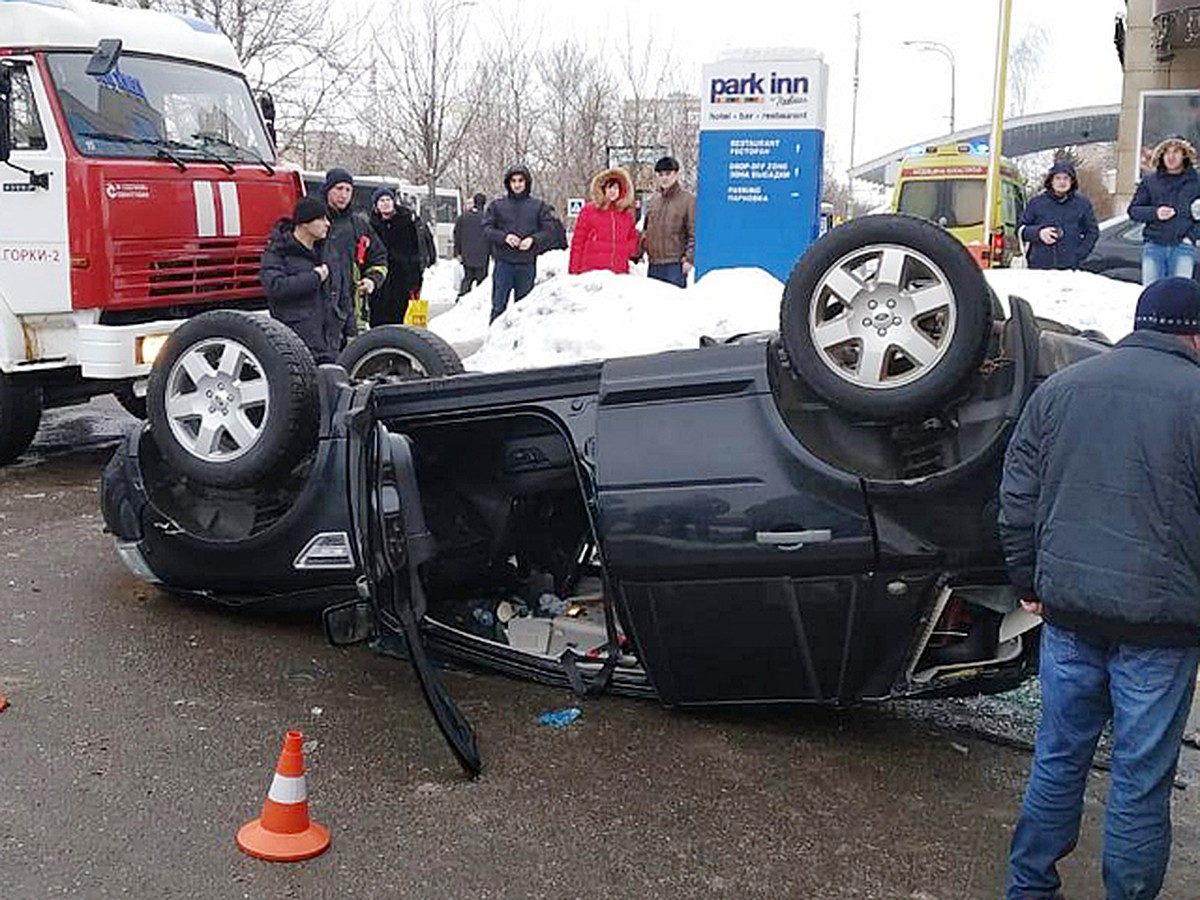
[421, 252, 1143, 372]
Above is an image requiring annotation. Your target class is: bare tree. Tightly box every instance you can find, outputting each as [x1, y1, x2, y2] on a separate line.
[614, 25, 677, 192]
[361, 0, 478, 217]
[1007, 25, 1049, 119]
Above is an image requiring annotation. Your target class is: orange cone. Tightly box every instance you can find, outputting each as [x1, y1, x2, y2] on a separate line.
[236, 730, 330, 862]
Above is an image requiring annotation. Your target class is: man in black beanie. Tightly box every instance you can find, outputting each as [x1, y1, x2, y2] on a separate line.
[1000, 276, 1200, 900]
[260, 197, 338, 361]
[640, 155, 695, 288]
[320, 167, 387, 338]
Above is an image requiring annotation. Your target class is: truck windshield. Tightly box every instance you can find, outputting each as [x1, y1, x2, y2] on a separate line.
[45, 52, 274, 164]
[897, 180, 985, 229]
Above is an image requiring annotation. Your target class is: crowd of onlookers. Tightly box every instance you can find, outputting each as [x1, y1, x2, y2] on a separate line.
[260, 155, 697, 361]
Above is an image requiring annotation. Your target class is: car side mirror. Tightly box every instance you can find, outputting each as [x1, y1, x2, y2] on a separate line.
[85, 39, 123, 77]
[322, 599, 374, 646]
[258, 91, 277, 147]
[0, 65, 12, 163]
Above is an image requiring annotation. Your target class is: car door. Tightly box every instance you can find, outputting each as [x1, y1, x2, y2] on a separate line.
[594, 344, 879, 705]
[350, 417, 481, 777]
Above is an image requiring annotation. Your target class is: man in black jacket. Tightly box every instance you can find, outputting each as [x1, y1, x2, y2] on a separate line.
[1018, 161, 1099, 270]
[321, 167, 387, 336]
[260, 197, 336, 361]
[482, 164, 553, 323]
[1000, 277, 1200, 900]
[454, 192, 489, 297]
[1128, 136, 1200, 285]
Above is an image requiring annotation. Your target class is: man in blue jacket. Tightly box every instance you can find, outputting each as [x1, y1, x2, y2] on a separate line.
[1000, 277, 1200, 900]
[1018, 160, 1098, 270]
[1127, 136, 1200, 284]
[260, 196, 336, 362]
[482, 164, 553, 323]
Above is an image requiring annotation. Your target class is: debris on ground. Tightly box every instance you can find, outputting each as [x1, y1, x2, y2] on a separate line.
[538, 707, 582, 730]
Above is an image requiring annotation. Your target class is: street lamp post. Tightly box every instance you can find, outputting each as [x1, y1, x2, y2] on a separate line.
[903, 40, 956, 135]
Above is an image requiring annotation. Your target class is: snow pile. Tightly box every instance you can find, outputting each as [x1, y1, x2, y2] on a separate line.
[458, 264, 785, 373]
[985, 268, 1141, 343]
[424, 249, 1144, 372]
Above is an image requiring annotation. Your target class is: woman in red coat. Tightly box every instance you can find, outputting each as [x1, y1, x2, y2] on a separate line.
[568, 167, 639, 275]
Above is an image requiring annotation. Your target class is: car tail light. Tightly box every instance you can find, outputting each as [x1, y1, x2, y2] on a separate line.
[991, 230, 1005, 262]
[294, 532, 356, 569]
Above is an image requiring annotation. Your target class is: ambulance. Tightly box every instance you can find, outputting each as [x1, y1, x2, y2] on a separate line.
[0, 0, 301, 464]
[890, 142, 1028, 269]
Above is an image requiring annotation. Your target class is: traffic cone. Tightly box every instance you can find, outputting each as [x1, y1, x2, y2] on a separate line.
[236, 730, 330, 862]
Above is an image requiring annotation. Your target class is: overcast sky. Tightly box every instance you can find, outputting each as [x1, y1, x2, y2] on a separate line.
[506, 0, 1126, 177]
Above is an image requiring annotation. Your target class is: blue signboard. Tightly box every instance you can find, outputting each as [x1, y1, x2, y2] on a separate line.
[695, 53, 829, 283]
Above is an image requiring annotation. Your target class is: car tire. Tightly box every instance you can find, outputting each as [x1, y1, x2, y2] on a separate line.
[0, 375, 42, 465]
[780, 214, 994, 420]
[146, 311, 318, 488]
[338, 326, 465, 382]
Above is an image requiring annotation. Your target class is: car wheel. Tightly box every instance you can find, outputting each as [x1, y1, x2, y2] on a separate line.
[780, 214, 994, 420]
[338, 326, 465, 382]
[0, 375, 42, 465]
[146, 311, 318, 488]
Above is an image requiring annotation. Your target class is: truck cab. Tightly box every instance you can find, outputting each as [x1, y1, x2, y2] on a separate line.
[0, 0, 300, 464]
[890, 142, 1027, 269]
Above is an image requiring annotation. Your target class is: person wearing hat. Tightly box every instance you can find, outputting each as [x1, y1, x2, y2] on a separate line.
[1000, 276, 1200, 900]
[639, 155, 696, 288]
[320, 167, 388, 337]
[1127, 136, 1200, 285]
[260, 197, 340, 362]
[368, 186, 424, 325]
[453, 192, 491, 298]
[1017, 159, 1098, 270]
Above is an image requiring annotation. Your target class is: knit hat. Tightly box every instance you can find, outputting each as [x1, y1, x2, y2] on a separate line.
[654, 155, 680, 173]
[1134, 277, 1200, 334]
[323, 166, 354, 195]
[371, 185, 396, 207]
[292, 196, 327, 225]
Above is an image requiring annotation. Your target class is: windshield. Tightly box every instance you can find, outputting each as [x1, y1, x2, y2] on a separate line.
[45, 52, 274, 163]
[898, 179, 985, 229]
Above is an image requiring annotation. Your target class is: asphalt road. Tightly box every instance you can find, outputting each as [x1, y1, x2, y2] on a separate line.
[2, 400, 1199, 899]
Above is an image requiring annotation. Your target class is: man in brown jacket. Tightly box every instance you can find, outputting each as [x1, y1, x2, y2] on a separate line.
[640, 156, 696, 288]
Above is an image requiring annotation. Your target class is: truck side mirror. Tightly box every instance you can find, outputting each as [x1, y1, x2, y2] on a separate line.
[258, 91, 277, 147]
[85, 39, 123, 77]
[0, 65, 11, 163]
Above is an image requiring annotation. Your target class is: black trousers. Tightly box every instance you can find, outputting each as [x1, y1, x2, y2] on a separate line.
[459, 263, 489, 297]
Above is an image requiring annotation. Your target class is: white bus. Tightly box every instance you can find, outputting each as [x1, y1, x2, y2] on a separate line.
[300, 172, 461, 258]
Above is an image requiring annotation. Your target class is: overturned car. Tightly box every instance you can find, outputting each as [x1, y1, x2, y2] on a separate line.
[101, 215, 1108, 776]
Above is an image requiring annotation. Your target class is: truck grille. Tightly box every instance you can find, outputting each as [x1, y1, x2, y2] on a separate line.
[113, 238, 265, 304]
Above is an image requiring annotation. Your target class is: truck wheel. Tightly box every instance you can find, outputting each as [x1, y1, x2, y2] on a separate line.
[0, 376, 42, 465]
[338, 326, 465, 382]
[780, 214, 993, 420]
[146, 311, 318, 488]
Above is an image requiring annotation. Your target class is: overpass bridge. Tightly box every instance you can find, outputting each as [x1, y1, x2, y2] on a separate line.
[849, 104, 1120, 185]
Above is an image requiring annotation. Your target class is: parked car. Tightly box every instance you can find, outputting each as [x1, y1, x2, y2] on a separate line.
[101, 215, 1108, 777]
[1079, 214, 1143, 283]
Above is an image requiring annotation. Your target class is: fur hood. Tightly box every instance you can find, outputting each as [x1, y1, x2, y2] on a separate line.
[589, 167, 635, 210]
[1151, 136, 1198, 171]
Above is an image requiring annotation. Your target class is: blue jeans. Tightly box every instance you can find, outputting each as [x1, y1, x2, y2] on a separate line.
[1141, 241, 1195, 285]
[648, 262, 686, 288]
[490, 260, 536, 323]
[1007, 623, 1199, 900]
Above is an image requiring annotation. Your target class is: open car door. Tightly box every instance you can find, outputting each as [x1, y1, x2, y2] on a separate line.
[350, 417, 481, 777]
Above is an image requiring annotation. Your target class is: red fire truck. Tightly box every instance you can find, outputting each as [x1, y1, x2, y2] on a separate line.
[0, 0, 301, 464]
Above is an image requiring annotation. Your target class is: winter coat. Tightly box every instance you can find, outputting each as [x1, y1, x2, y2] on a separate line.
[1018, 165, 1098, 270]
[999, 329, 1200, 646]
[369, 206, 423, 325]
[417, 219, 438, 270]
[640, 181, 696, 265]
[547, 213, 568, 251]
[323, 205, 388, 335]
[569, 168, 639, 275]
[260, 220, 342, 364]
[482, 164, 555, 265]
[454, 208, 489, 268]
[1128, 139, 1200, 246]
